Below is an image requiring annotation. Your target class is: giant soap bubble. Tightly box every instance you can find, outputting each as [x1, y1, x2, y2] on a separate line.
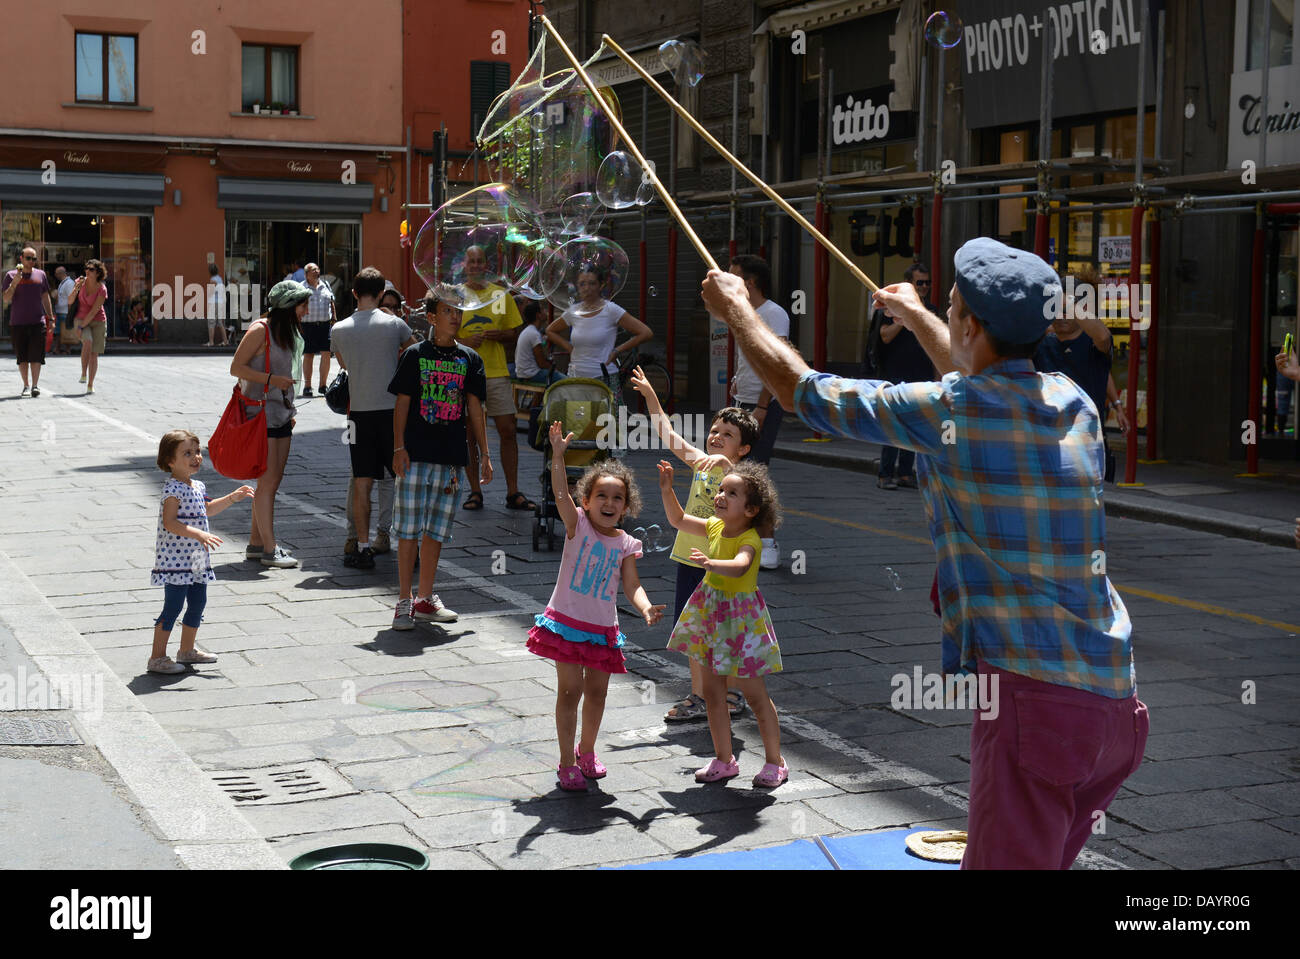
[924, 11, 963, 49]
[596, 150, 646, 209]
[659, 39, 706, 87]
[413, 183, 536, 312]
[539, 236, 630, 313]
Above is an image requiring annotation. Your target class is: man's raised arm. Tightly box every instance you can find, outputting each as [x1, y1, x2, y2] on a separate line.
[702, 269, 808, 410]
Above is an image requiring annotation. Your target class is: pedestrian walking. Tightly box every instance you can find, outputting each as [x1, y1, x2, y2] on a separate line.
[658, 458, 786, 788]
[2, 247, 54, 396]
[528, 423, 664, 790]
[329, 267, 416, 570]
[229, 281, 308, 569]
[54, 266, 75, 354]
[147, 429, 253, 674]
[724, 254, 788, 566]
[389, 294, 493, 627]
[206, 264, 229, 347]
[709, 238, 1146, 867]
[300, 262, 336, 395]
[455, 245, 534, 512]
[71, 259, 108, 394]
[630, 365, 756, 724]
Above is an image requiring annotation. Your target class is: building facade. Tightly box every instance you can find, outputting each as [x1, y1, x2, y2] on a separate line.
[0, 0, 406, 341]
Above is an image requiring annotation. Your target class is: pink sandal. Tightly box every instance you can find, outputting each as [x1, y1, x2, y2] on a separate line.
[575, 748, 607, 779]
[557, 764, 587, 791]
[694, 757, 740, 783]
[752, 759, 789, 789]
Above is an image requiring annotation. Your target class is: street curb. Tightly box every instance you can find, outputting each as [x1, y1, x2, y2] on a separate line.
[771, 442, 1299, 551]
[0, 549, 286, 870]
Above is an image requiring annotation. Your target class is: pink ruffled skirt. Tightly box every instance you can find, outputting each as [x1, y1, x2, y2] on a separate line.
[527, 607, 628, 674]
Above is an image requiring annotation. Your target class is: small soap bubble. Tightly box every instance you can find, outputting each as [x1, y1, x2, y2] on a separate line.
[884, 567, 903, 591]
[596, 151, 644, 210]
[559, 192, 602, 235]
[529, 111, 548, 133]
[648, 285, 658, 297]
[634, 177, 656, 207]
[923, 11, 963, 50]
[632, 526, 647, 542]
[659, 39, 706, 87]
[645, 523, 669, 552]
[538, 235, 630, 312]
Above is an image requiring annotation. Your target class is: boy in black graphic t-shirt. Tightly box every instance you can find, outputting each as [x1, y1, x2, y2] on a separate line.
[388, 295, 491, 629]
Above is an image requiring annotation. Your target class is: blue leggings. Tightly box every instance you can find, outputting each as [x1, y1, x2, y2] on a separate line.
[156, 582, 207, 631]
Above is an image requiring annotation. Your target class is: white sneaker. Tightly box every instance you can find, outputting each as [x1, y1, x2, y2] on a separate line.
[176, 648, 218, 664]
[147, 656, 187, 675]
[260, 546, 298, 568]
[413, 594, 458, 623]
[760, 538, 779, 570]
[78, 374, 86, 384]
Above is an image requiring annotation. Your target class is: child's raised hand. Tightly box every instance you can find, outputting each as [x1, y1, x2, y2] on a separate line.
[196, 530, 223, 551]
[688, 547, 712, 570]
[629, 366, 653, 398]
[656, 460, 674, 488]
[549, 421, 574, 456]
[233, 485, 255, 502]
[692, 453, 733, 474]
[643, 603, 666, 627]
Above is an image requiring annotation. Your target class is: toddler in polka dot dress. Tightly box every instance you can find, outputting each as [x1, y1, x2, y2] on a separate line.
[148, 430, 253, 675]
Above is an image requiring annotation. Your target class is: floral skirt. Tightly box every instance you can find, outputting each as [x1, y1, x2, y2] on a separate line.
[667, 584, 782, 678]
[527, 607, 628, 674]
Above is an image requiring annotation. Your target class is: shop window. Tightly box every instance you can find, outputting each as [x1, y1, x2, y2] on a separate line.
[1247, 0, 1294, 70]
[75, 32, 137, 105]
[470, 61, 512, 139]
[242, 45, 298, 112]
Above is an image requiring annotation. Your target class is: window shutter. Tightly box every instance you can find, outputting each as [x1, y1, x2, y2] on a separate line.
[470, 61, 513, 140]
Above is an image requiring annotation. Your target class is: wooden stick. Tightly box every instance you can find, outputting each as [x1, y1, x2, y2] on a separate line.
[538, 16, 719, 271]
[603, 34, 880, 294]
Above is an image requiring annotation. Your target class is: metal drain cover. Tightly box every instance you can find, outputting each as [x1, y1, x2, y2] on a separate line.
[209, 761, 356, 806]
[0, 715, 82, 745]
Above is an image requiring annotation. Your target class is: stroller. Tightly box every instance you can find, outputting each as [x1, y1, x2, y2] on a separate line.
[529, 377, 619, 551]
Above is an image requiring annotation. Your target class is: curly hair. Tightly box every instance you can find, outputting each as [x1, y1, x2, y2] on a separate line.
[157, 429, 199, 472]
[575, 458, 643, 519]
[726, 459, 782, 532]
[713, 406, 760, 453]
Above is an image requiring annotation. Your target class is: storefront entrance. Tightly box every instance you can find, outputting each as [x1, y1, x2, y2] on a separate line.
[225, 217, 360, 317]
[2, 210, 152, 339]
[1262, 213, 1298, 458]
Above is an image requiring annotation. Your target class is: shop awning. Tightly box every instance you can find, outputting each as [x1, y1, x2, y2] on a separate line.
[217, 177, 374, 214]
[0, 168, 165, 208]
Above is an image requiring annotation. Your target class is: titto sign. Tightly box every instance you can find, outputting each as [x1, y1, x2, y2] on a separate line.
[832, 93, 891, 145]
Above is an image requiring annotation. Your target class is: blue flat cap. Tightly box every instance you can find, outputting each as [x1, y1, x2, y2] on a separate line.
[953, 238, 1061, 344]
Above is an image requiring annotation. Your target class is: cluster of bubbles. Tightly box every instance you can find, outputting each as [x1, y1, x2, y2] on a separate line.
[413, 34, 693, 315]
[923, 11, 963, 50]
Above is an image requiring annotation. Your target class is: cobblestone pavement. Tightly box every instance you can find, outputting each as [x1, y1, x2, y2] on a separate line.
[2, 355, 1298, 869]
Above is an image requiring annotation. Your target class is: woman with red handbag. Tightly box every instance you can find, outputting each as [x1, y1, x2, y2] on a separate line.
[229, 281, 309, 568]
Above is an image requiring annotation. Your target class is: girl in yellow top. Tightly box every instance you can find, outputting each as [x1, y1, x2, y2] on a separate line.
[657, 459, 787, 788]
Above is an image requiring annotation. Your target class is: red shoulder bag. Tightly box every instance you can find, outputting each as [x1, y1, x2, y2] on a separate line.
[209, 321, 271, 480]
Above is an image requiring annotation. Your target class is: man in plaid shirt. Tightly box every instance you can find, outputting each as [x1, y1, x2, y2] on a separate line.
[703, 238, 1148, 869]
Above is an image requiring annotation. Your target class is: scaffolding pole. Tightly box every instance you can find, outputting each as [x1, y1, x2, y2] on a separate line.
[1247, 208, 1265, 476]
[1146, 214, 1161, 461]
[1121, 2, 1150, 487]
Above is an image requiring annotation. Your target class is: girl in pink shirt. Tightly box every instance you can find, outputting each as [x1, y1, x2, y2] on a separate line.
[527, 422, 665, 791]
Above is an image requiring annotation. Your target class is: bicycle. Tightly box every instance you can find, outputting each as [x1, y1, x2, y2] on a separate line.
[600, 347, 673, 418]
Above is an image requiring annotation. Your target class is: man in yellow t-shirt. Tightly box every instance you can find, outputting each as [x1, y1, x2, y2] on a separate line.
[456, 245, 530, 511]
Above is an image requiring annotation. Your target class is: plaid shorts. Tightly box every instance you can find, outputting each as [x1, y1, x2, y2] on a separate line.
[393, 461, 459, 542]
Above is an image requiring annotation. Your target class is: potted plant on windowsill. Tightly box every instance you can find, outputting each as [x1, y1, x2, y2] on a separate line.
[288, 107, 298, 116]
[270, 101, 284, 115]
[252, 102, 262, 115]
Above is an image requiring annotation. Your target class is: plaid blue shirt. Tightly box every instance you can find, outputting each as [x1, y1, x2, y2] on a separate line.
[794, 360, 1134, 698]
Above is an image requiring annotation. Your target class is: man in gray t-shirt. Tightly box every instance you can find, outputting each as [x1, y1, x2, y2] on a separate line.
[329, 267, 417, 568]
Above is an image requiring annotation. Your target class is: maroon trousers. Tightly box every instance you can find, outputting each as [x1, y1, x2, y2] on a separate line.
[962, 661, 1149, 870]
